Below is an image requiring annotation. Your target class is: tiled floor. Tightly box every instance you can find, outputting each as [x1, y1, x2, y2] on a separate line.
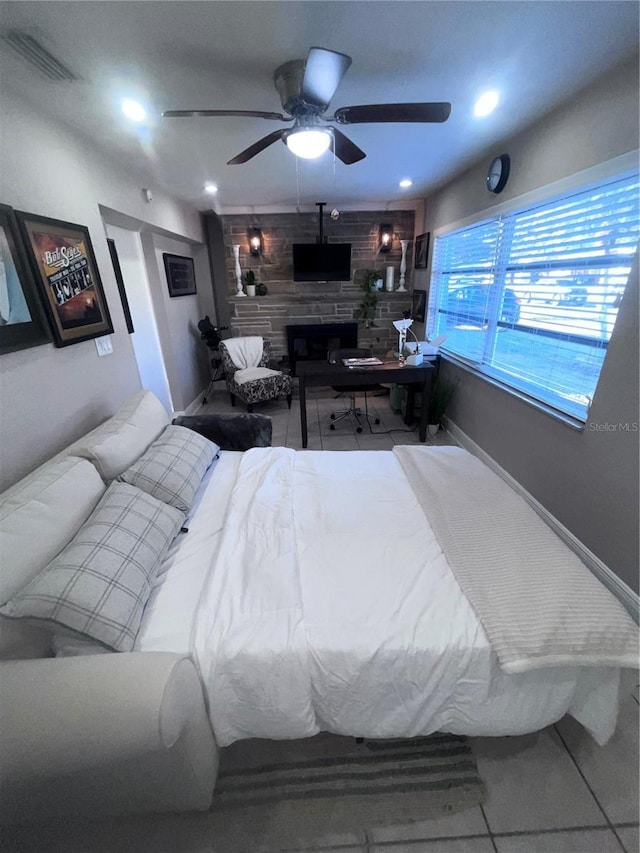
[7, 388, 638, 852]
[196, 384, 453, 451]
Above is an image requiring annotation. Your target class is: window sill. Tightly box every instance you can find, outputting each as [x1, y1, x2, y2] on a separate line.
[440, 352, 586, 432]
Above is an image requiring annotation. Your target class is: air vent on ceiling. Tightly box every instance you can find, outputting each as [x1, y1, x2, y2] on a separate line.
[1, 30, 80, 81]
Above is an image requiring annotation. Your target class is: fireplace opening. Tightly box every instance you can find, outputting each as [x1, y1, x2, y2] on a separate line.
[286, 322, 358, 376]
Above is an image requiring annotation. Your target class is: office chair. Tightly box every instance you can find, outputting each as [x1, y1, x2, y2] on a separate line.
[328, 348, 381, 433]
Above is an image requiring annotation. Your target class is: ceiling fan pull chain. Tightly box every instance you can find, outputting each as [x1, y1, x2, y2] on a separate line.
[332, 132, 337, 190]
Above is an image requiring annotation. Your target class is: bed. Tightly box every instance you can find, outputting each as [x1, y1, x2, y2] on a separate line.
[135, 443, 638, 749]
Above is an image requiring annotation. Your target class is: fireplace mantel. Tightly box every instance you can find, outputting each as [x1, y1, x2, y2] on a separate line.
[228, 292, 412, 304]
[228, 289, 414, 361]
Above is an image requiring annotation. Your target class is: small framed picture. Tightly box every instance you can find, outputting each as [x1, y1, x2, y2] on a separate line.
[0, 204, 50, 354]
[411, 289, 427, 323]
[414, 232, 430, 269]
[163, 253, 197, 297]
[16, 211, 113, 347]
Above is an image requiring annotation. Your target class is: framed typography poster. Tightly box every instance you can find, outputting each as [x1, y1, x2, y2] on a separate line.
[0, 203, 50, 354]
[17, 212, 113, 347]
[163, 253, 197, 297]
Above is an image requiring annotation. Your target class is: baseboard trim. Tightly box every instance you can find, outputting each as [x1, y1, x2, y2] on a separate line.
[446, 419, 639, 623]
[173, 389, 207, 420]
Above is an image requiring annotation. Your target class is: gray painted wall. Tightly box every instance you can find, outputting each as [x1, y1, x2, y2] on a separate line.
[423, 57, 640, 591]
[0, 88, 209, 490]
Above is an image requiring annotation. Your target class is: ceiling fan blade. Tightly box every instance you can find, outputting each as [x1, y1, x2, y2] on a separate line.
[227, 129, 286, 165]
[332, 102, 451, 124]
[300, 47, 352, 109]
[330, 128, 366, 165]
[163, 109, 288, 121]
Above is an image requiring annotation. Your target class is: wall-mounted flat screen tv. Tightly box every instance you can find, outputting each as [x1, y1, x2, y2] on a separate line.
[292, 243, 352, 282]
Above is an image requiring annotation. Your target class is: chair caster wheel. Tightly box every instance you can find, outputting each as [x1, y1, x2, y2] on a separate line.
[330, 424, 335, 431]
[330, 414, 336, 420]
[374, 418, 380, 425]
[356, 427, 363, 433]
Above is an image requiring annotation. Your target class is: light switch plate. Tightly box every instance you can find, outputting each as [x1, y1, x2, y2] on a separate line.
[95, 335, 113, 357]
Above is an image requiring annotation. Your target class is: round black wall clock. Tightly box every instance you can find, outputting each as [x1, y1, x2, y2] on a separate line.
[487, 153, 511, 194]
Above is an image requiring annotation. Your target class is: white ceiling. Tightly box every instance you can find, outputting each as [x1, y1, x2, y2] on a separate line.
[1, 1, 638, 213]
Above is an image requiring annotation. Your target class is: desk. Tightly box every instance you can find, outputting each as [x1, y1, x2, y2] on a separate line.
[296, 359, 434, 448]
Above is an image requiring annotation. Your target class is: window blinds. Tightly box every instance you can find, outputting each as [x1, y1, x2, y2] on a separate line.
[428, 173, 639, 420]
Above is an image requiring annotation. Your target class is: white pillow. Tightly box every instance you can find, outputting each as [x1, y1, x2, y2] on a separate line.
[70, 390, 170, 482]
[0, 456, 106, 605]
[0, 456, 106, 659]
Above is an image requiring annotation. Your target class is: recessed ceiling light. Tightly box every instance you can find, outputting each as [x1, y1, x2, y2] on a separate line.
[474, 91, 499, 118]
[399, 179, 413, 188]
[204, 182, 218, 194]
[121, 98, 146, 122]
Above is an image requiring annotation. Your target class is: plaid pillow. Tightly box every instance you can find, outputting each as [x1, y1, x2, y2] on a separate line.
[119, 425, 219, 512]
[0, 482, 184, 652]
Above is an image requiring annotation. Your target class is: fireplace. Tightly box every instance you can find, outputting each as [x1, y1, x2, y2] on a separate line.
[286, 322, 358, 376]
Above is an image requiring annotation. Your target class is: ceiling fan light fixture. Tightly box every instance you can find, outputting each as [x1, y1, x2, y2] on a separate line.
[286, 128, 331, 159]
[399, 179, 413, 188]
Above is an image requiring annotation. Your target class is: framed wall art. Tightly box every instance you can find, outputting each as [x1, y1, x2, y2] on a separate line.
[17, 212, 113, 347]
[411, 288, 427, 323]
[414, 232, 430, 269]
[163, 253, 197, 297]
[0, 203, 50, 355]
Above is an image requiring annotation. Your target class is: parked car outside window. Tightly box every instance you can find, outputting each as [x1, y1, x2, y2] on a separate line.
[445, 285, 521, 326]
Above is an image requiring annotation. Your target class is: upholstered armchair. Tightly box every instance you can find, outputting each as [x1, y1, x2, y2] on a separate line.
[218, 336, 292, 412]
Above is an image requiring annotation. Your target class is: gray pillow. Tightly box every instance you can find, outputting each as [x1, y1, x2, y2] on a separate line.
[0, 482, 184, 652]
[172, 413, 272, 451]
[119, 424, 219, 512]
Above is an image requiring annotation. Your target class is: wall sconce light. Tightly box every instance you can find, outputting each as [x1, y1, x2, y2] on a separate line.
[248, 228, 263, 256]
[379, 224, 393, 253]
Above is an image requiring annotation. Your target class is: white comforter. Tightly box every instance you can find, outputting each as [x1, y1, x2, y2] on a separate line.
[191, 448, 625, 747]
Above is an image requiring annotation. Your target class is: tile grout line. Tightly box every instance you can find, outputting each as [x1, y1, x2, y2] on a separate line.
[493, 824, 630, 838]
[364, 827, 373, 853]
[553, 723, 628, 852]
[480, 803, 500, 853]
[319, 824, 640, 851]
[364, 834, 493, 850]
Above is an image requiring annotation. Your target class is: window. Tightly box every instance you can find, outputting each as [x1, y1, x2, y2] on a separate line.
[428, 173, 640, 421]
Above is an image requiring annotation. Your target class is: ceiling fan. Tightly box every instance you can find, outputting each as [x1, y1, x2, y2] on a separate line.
[162, 46, 451, 165]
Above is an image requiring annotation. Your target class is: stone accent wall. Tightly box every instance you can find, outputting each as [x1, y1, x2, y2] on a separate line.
[221, 210, 416, 359]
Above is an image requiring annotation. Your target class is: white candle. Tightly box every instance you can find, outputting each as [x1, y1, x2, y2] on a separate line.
[385, 266, 394, 291]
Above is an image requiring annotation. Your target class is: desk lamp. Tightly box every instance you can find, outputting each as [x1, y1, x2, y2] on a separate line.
[393, 318, 413, 365]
